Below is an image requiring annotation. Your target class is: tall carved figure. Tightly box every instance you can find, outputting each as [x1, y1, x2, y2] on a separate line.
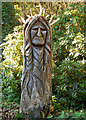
[20, 16, 52, 118]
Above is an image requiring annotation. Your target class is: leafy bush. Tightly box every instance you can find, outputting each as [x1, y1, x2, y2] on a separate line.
[14, 111, 23, 119]
[52, 3, 85, 63]
[52, 2, 85, 111]
[52, 60, 85, 110]
[2, 2, 19, 40]
[1, 25, 23, 103]
[47, 109, 86, 119]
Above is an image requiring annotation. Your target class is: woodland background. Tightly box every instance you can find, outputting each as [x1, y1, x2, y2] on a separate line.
[0, 2, 86, 119]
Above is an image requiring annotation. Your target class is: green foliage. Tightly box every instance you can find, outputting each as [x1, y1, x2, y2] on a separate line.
[2, 2, 19, 40]
[1, 25, 23, 103]
[14, 111, 23, 119]
[52, 61, 85, 110]
[52, 3, 85, 63]
[52, 2, 85, 111]
[47, 109, 86, 119]
[13, 2, 66, 20]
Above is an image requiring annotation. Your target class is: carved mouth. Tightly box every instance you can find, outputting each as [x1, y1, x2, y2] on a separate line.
[32, 37, 45, 46]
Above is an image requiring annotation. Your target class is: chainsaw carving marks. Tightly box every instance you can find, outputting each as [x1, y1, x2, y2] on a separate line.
[21, 16, 52, 113]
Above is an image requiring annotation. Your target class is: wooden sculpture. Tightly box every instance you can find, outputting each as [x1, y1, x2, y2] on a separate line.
[20, 7, 58, 118]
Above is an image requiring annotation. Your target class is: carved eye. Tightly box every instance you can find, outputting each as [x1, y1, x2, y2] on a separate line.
[41, 28, 46, 31]
[32, 28, 38, 31]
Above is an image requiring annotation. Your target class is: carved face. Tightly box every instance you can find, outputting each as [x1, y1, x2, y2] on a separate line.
[30, 21, 47, 46]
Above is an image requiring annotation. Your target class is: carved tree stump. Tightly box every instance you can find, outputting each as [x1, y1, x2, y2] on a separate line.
[20, 16, 52, 118]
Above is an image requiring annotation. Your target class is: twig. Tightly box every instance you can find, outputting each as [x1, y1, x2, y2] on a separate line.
[49, 15, 54, 23]
[26, 14, 30, 18]
[19, 16, 26, 24]
[43, 8, 45, 16]
[45, 14, 50, 19]
[30, 9, 32, 16]
[50, 19, 58, 26]
[38, 4, 44, 16]
[39, 4, 42, 15]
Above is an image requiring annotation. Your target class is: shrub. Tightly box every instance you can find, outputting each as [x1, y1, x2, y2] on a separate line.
[1, 25, 23, 103]
[52, 59, 85, 110]
[52, 2, 85, 111]
[2, 2, 19, 40]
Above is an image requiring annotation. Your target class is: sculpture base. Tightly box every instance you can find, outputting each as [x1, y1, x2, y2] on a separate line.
[20, 105, 53, 119]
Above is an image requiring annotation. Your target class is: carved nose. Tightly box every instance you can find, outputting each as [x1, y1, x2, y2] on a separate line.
[37, 28, 42, 37]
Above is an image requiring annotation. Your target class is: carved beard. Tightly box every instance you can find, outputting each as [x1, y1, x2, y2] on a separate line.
[26, 43, 52, 99]
[32, 45, 45, 96]
[23, 38, 45, 98]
